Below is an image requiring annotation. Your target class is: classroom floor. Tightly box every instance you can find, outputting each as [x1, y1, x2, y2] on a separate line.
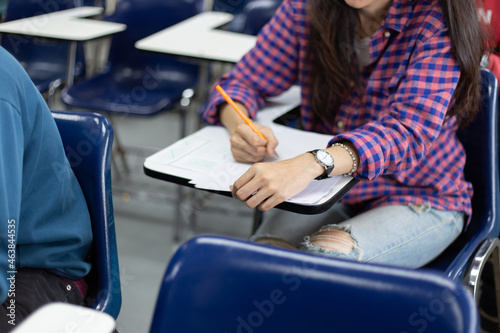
[85, 106, 255, 332]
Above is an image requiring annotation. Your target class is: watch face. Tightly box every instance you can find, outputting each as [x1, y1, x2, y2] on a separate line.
[317, 150, 334, 166]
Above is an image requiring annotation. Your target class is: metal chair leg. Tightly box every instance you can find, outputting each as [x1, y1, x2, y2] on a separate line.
[252, 209, 264, 234]
[179, 88, 194, 139]
[173, 184, 185, 242]
[106, 115, 130, 177]
[465, 237, 500, 332]
[466, 238, 500, 301]
[47, 79, 63, 108]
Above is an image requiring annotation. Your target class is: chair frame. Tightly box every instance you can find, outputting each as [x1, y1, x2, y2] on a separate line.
[51, 110, 121, 319]
[422, 70, 500, 318]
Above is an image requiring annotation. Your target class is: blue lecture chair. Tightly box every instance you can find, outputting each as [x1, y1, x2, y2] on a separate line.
[60, 0, 202, 136]
[0, 0, 87, 105]
[149, 235, 479, 333]
[60, 0, 203, 176]
[425, 68, 500, 303]
[51, 110, 121, 319]
[240, 0, 283, 35]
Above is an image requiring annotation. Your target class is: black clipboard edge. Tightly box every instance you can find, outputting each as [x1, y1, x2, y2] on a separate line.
[144, 165, 359, 214]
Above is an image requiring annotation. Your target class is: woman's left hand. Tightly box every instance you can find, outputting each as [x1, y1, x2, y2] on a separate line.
[230, 153, 323, 211]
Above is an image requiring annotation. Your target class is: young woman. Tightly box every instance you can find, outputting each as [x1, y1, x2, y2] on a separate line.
[202, 0, 486, 268]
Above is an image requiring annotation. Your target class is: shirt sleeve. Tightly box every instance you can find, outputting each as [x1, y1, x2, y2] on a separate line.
[202, 0, 299, 125]
[0, 102, 24, 303]
[334, 24, 460, 181]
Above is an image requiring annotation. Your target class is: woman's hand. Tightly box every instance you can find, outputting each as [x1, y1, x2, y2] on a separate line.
[230, 153, 324, 211]
[229, 122, 278, 163]
[219, 101, 278, 162]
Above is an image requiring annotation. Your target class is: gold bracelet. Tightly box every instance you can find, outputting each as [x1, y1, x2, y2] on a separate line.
[332, 142, 357, 176]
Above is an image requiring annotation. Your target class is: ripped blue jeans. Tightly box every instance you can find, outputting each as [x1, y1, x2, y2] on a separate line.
[250, 203, 465, 268]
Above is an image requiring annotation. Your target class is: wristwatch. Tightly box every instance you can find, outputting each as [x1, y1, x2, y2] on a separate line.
[307, 149, 334, 180]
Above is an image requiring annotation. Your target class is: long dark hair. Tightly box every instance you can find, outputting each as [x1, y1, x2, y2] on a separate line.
[308, 0, 487, 128]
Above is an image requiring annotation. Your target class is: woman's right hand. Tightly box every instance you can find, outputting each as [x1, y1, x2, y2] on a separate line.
[219, 102, 278, 163]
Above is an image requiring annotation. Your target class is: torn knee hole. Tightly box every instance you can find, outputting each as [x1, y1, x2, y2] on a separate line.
[309, 229, 354, 253]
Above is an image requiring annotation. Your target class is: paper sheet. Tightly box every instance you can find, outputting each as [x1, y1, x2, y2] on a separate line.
[144, 86, 354, 206]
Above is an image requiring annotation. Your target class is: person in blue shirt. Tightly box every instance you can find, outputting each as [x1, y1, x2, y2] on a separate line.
[0, 45, 93, 330]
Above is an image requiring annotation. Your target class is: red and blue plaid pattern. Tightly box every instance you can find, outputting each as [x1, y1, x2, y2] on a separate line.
[203, 0, 472, 217]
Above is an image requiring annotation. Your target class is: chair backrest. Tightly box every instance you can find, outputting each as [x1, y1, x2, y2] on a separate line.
[426, 68, 500, 278]
[104, 0, 202, 80]
[241, 0, 282, 35]
[1, 0, 86, 92]
[0, 0, 85, 93]
[51, 110, 121, 319]
[212, 0, 282, 34]
[82, 0, 105, 8]
[150, 235, 479, 333]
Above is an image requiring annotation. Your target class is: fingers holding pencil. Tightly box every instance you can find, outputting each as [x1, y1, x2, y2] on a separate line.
[216, 85, 279, 160]
[253, 122, 279, 158]
[230, 122, 279, 162]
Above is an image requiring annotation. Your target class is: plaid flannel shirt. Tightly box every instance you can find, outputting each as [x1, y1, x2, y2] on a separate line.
[203, 0, 472, 217]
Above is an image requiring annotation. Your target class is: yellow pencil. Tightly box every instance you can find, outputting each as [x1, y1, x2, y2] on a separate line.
[215, 85, 278, 157]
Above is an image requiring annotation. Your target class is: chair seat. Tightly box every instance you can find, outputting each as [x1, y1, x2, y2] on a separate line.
[150, 235, 480, 333]
[20, 60, 67, 91]
[61, 65, 198, 116]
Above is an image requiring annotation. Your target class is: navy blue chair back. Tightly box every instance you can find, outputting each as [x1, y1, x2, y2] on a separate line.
[426, 69, 500, 280]
[105, 0, 201, 91]
[241, 0, 282, 35]
[1, 0, 86, 93]
[82, 0, 105, 7]
[213, 0, 281, 34]
[3, 0, 81, 20]
[51, 110, 121, 319]
[150, 235, 479, 333]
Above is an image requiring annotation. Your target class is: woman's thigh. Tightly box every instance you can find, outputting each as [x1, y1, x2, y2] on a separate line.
[301, 203, 465, 268]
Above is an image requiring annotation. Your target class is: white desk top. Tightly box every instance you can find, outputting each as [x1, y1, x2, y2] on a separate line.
[12, 303, 115, 333]
[0, 6, 126, 41]
[135, 11, 257, 63]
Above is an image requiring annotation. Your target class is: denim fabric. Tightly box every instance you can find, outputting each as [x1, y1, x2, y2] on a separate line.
[252, 203, 464, 269]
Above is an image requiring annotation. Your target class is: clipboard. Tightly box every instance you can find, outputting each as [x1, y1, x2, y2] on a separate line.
[144, 105, 359, 215]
